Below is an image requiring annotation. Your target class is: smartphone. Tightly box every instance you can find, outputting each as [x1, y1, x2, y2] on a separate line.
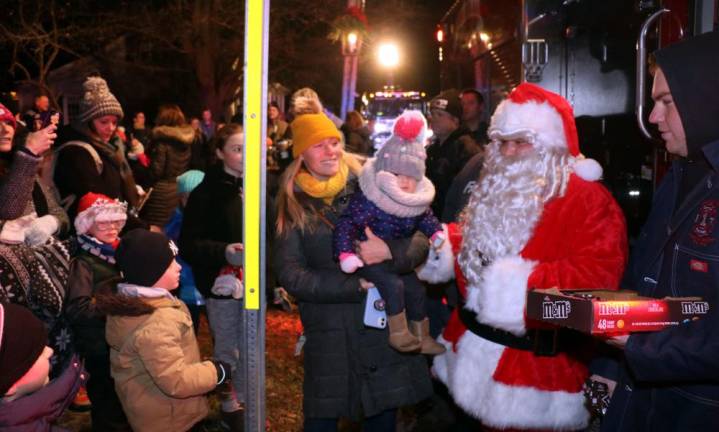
[363, 286, 387, 329]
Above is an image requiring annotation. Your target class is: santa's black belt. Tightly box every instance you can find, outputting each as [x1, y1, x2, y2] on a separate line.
[458, 306, 559, 356]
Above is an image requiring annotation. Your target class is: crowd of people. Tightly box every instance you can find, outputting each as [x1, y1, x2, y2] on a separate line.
[0, 30, 718, 432]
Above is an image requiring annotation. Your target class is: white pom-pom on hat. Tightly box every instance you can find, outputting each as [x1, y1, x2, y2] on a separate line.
[572, 156, 603, 182]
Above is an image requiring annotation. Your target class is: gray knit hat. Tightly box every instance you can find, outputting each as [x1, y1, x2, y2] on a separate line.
[78, 76, 124, 123]
[374, 110, 428, 181]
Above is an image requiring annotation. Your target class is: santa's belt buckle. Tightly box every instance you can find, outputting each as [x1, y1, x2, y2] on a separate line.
[531, 329, 559, 356]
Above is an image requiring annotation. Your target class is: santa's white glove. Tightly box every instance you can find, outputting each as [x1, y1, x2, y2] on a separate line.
[225, 243, 244, 266]
[340, 253, 364, 274]
[211, 273, 244, 299]
[24, 215, 60, 246]
[416, 224, 455, 284]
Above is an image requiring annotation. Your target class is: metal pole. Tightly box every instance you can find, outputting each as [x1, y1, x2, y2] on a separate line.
[341, 54, 352, 121]
[341, 0, 364, 121]
[242, 0, 268, 431]
[348, 54, 359, 114]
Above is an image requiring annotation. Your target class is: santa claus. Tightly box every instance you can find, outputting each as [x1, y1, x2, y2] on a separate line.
[418, 83, 628, 431]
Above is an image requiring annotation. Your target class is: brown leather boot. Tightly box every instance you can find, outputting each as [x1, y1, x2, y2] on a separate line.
[387, 311, 421, 352]
[410, 318, 446, 355]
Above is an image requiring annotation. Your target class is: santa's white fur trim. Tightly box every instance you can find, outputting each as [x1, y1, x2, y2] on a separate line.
[416, 224, 454, 283]
[572, 157, 603, 182]
[465, 255, 535, 336]
[447, 331, 589, 430]
[74, 201, 128, 235]
[489, 99, 567, 152]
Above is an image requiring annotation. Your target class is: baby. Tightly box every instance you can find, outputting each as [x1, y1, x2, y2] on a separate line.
[333, 110, 445, 354]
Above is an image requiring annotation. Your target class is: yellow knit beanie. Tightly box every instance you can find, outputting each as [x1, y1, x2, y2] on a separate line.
[290, 113, 342, 157]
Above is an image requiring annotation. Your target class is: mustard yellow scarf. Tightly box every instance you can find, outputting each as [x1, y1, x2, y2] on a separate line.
[295, 154, 362, 204]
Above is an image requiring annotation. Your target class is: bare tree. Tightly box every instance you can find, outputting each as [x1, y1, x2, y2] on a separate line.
[0, 0, 92, 102]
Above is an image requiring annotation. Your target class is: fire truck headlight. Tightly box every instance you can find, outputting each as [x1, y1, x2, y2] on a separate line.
[374, 122, 391, 134]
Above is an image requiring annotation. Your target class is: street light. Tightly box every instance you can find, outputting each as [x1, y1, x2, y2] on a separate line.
[341, 30, 362, 120]
[347, 32, 358, 52]
[377, 42, 400, 68]
[377, 42, 400, 85]
[332, 2, 367, 120]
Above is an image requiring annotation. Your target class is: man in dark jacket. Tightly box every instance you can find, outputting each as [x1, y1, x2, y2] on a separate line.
[460, 88, 488, 146]
[602, 30, 719, 432]
[424, 91, 484, 339]
[425, 90, 481, 218]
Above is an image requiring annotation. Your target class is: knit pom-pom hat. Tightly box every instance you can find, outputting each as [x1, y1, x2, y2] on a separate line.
[78, 76, 124, 123]
[373, 110, 428, 181]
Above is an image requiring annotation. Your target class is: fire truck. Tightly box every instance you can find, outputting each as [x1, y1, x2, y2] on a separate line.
[361, 87, 429, 149]
[436, 0, 717, 237]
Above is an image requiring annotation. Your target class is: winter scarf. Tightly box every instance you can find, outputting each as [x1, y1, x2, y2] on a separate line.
[74, 126, 140, 208]
[77, 234, 118, 265]
[359, 158, 436, 217]
[295, 154, 361, 204]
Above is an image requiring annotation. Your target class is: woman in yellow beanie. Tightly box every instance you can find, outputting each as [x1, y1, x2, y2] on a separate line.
[273, 91, 432, 431]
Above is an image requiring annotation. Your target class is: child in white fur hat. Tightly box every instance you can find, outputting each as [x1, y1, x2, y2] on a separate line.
[333, 110, 446, 354]
[65, 192, 132, 430]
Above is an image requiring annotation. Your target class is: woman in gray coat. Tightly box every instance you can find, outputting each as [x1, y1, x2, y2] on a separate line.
[273, 95, 432, 432]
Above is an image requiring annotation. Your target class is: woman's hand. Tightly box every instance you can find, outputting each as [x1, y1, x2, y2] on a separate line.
[24, 124, 57, 156]
[356, 227, 391, 265]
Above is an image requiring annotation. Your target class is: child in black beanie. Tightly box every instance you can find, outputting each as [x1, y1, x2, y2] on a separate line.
[102, 229, 231, 432]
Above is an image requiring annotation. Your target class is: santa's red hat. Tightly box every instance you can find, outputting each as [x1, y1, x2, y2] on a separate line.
[74, 192, 128, 235]
[488, 83, 602, 181]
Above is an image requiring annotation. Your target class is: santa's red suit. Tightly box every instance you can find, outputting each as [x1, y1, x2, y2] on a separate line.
[419, 83, 628, 431]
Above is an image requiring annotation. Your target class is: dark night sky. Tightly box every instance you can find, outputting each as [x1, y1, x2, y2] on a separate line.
[0, 1, 458, 112]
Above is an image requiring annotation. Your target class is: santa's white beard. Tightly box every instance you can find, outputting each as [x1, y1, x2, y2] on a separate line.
[458, 143, 571, 289]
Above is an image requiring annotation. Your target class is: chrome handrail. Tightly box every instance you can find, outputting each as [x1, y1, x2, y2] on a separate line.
[636, 8, 669, 140]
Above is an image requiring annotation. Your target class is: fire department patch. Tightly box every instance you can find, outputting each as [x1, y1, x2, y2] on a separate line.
[690, 199, 719, 246]
[690, 259, 709, 273]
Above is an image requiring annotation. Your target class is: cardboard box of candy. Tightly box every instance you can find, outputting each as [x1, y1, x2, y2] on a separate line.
[526, 288, 709, 334]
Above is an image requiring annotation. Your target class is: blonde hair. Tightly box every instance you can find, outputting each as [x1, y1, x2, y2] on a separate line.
[275, 150, 363, 236]
[275, 156, 311, 236]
